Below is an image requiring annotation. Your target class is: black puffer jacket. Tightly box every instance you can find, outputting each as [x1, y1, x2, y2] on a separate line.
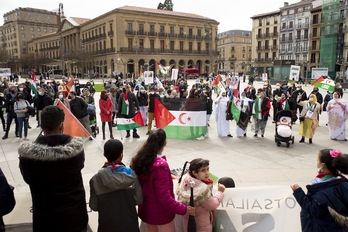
[18, 134, 88, 232]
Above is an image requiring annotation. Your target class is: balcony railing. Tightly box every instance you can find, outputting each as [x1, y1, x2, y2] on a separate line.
[125, 30, 136, 35]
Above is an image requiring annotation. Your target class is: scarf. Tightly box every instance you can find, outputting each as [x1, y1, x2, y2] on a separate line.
[103, 161, 124, 170]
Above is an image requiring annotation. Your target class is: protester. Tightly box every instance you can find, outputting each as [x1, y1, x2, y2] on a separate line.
[291, 149, 348, 232]
[252, 90, 271, 137]
[147, 86, 160, 135]
[272, 83, 283, 122]
[334, 83, 344, 97]
[35, 87, 53, 128]
[214, 91, 232, 137]
[176, 158, 225, 232]
[109, 87, 118, 126]
[69, 91, 93, 139]
[85, 81, 96, 96]
[130, 129, 195, 232]
[0, 92, 5, 132]
[179, 80, 188, 98]
[117, 84, 140, 138]
[291, 84, 308, 116]
[298, 93, 321, 144]
[2, 85, 18, 139]
[137, 86, 148, 126]
[55, 90, 70, 110]
[18, 105, 88, 232]
[236, 91, 253, 137]
[327, 91, 348, 141]
[89, 139, 142, 232]
[99, 90, 114, 140]
[323, 91, 333, 112]
[0, 168, 16, 232]
[14, 92, 30, 141]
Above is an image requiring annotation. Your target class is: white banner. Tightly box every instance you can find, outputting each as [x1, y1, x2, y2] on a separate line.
[230, 76, 240, 90]
[312, 67, 328, 80]
[0, 68, 11, 77]
[290, 65, 300, 81]
[214, 186, 301, 232]
[262, 73, 268, 81]
[171, 68, 179, 81]
[144, 71, 154, 85]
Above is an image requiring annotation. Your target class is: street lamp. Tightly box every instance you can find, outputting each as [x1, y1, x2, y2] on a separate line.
[204, 23, 213, 75]
[58, 3, 64, 75]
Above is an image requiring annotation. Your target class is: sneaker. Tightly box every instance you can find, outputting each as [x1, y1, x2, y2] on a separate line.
[254, 134, 258, 137]
[227, 134, 233, 138]
[196, 136, 204, 140]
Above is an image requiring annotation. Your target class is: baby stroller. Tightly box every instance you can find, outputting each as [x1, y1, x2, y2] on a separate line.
[87, 104, 99, 137]
[274, 110, 295, 148]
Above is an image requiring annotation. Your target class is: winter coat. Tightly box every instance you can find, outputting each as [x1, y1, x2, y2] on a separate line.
[137, 91, 148, 107]
[70, 96, 88, 119]
[35, 93, 53, 111]
[117, 91, 139, 118]
[89, 165, 143, 232]
[14, 99, 30, 118]
[99, 97, 113, 122]
[176, 174, 224, 232]
[18, 134, 88, 232]
[293, 178, 348, 232]
[148, 92, 161, 113]
[137, 156, 187, 225]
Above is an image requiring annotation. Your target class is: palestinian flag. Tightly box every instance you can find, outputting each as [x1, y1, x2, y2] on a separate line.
[164, 111, 206, 139]
[212, 74, 225, 95]
[117, 112, 144, 130]
[66, 76, 75, 92]
[30, 80, 38, 96]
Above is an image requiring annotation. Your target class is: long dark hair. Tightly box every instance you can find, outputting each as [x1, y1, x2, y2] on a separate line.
[319, 149, 348, 176]
[130, 129, 167, 175]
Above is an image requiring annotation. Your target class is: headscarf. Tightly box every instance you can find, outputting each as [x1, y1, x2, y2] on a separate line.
[309, 93, 317, 104]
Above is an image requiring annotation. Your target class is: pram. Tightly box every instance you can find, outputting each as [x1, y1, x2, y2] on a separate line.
[274, 110, 295, 148]
[87, 104, 99, 137]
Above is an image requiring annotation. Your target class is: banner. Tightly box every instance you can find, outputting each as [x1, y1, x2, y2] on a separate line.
[144, 71, 154, 85]
[262, 73, 268, 81]
[311, 67, 329, 80]
[171, 68, 179, 80]
[0, 68, 11, 77]
[214, 186, 301, 232]
[289, 65, 300, 81]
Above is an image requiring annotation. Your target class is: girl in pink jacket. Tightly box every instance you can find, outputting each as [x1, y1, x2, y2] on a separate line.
[176, 158, 225, 232]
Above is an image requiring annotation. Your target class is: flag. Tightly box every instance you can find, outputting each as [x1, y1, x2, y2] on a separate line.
[231, 96, 241, 123]
[121, 99, 129, 115]
[156, 77, 164, 90]
[138, 66, 144, 82]
[212, 74, 225, 96]
[30, 80, 38, 96]
[154, 98, 175, 129]
[233, 81, 240, 98]
[66, 76, 74, 92]
[31, 69, 37, 81]
[117, 112, 144, 130]
[312, 76, 335, 92]
[155, 60, 160, 76]
[57, 100, 91, 137]
[164, 111, 206, 139]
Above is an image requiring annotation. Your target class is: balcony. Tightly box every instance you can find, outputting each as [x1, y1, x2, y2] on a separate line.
[137, 30, 146, 36]
[148, 31, 157, 37]
[158, 32, 167, 38]
[264, 33, 270, 38]
[168, 33, 176, 38]
[177, 33, 186, 39]
[271, 45, 278, 50]
[196, 35, 203, 41]
[187, 34, 195, 40]
[256, 34, 263, 39]
[254, 58, 273, 63]
[264, 46, 270, 51]
[125, 30, 136, 36]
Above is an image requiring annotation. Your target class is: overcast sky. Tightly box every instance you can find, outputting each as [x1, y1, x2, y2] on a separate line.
[1, 0, 298, 32]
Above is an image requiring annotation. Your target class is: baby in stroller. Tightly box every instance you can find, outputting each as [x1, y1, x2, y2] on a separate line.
[276, 116, 292, 138]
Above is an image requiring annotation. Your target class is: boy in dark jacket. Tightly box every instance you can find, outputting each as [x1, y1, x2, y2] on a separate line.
[89, 139, 142, 232]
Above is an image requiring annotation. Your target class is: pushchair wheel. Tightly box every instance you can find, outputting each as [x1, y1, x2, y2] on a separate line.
[292, 136, 295, 144]
[286, 142, 290, 148]
[277, 141, 281, 147]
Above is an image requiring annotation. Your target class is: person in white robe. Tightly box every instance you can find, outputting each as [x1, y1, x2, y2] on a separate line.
[214, 91, 232, 137]
[327, 91, 348, 141]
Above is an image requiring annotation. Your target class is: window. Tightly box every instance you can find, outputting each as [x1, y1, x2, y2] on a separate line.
[160, 25, 165, 33]
[297, 30, 301, 39]
[179, 27, 184, 35]
[189, 28, 193, 36]
[127, 23, 133, 32]
[282, 22, 286, 30]
[160, 40, 165, 50]
[180, 41, 184, 51]
[313, 28, 318, 37]
[150, 39, 155, 51]
[197, 29, 202, 36]
[312, 41, 317, 50]
[313, 14, 318, 24]
[150, 25, 155, 33]
[139, 39, 144, 50]
[289, 21, 293, 28]
[128, 38, 133, 49]
[189, 42, 192, 51]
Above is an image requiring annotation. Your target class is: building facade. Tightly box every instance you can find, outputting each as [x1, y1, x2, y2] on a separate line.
[0, 7, 59, 60]
[27, 6, 219, 78]
[217, 30, 252, 75]
[308, 6, 322, 80]
[251, 11, 280, 79]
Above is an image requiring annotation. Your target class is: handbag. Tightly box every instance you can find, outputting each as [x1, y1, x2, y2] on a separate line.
[26, 104, 35, 117]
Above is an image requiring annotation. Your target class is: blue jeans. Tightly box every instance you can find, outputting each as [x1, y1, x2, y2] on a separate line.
[17, 117, 28, 138]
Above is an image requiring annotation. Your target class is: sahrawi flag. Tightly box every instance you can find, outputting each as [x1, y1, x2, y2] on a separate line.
[212, 74, 225, 95]
[117, 112, 144, 130]
[231, 84, 241, 123]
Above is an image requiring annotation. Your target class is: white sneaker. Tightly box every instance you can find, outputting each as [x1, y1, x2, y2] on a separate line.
[23, 137, 29, 141]
[196, 136, 204, 140]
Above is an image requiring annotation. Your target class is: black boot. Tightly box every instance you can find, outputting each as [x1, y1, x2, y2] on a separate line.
[133, 131, 140, 138]
[126, 131, 131, 138]
[309, 138, 312, 144]
[299, 137, 305, 143]
[2, 133, 8, 140]
[108, 122, 114, 139]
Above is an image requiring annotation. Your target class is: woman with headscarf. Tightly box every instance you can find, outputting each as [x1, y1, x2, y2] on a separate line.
[327, 91, 348, 141]
[297, 93, 321, 144]
[214, 91, 232, 137]
[236, 91, 253, 137]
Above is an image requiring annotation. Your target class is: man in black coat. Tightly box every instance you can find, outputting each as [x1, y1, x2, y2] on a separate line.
[69, 91, 92, 138]
[272, 83, 283, 123]
[2, 85, 18, 139]
[117, 84, 140, 138]
[290, 84, 307, 116]
[18, 106, 88, 232]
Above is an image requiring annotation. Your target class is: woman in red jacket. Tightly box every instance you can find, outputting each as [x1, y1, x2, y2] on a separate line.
[99, 90, 113, 139]
[130, 129, 195, 232]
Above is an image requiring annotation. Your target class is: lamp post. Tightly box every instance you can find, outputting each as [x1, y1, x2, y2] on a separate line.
[58, 3, 64, 75]
[204, 23, 213, 75]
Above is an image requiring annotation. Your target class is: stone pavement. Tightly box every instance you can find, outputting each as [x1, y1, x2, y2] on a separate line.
[1, 78, 347, 231]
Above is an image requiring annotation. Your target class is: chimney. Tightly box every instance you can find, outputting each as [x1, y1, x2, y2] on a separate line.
[284, 2, 289, 6]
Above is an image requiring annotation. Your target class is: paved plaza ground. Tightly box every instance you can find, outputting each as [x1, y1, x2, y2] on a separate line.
[1, 77, 347, 230]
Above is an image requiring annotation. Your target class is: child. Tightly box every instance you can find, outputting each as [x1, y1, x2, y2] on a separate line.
[176, 158, 225, 232]
[89, 139, 143, 232]
[291, 149, 348, 231]
[277, 117, 292, 138]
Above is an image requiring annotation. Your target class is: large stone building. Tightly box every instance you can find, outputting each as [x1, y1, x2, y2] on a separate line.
[27, 5, 219, 78]
[0, 7, 59, 60]
[217, 30, 252, 75]
[251, 10, 280, 79]
[308, 5, 322, 81]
